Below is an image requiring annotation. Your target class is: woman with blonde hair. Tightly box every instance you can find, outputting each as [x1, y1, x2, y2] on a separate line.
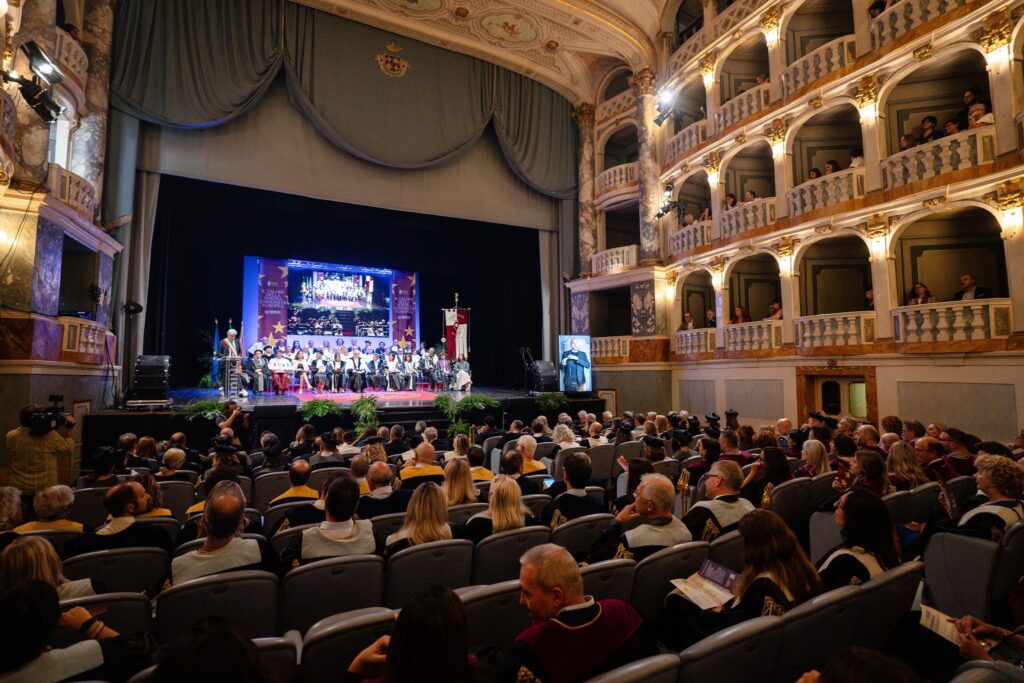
[0, 535, 97, 599]
[442, 459, 478, 507]
[155, 448, 191, 482]
[362, 442, 387, 465]
[552, 424, 576, 449]
[462, 475, 534, 544]
[643, 421, 659, 438]
[384, 482, 452, 558]
[887, 441, 929, 491]
[451, 434, 470, 458]
[795, 439, 832, 478]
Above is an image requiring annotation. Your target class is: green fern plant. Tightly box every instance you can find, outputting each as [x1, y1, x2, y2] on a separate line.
[446, 420, 471, 437]
[181, 400, 225, 422]
[455, 394, 499, 413]
[534, 392, 568, 413]
[433, 395, 459, 421]
[349, 395, 380, 432]
[298, 399, 345, 421]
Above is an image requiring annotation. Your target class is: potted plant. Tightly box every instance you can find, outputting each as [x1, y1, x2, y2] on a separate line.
[298, 399, 345, 433]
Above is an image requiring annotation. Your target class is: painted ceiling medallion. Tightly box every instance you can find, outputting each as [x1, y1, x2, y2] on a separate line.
[392, 0, 442, 10]
[453, 6, 469, 18]
[481, 13, 537, 44]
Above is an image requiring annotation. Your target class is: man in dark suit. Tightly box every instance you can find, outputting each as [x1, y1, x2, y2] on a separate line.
[952, 274, 993, 300]
[541, 454, 606, 528]
[500, 450, 540, 496]
[64, 482, 175, 557]
[383, 425, 412, 458]
[355, 462, 413, 518]
[559, 338, 591, 392]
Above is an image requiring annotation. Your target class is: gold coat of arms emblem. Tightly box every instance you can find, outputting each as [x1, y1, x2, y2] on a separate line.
[375, 42, 410, 77]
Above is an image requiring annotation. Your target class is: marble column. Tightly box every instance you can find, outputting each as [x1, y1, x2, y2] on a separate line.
[70, 0, 114, 218]
[11, 0, 56, 186]
[855, 76, 884, 192]
[868, 218, 897, 340]
[632, 68, 662, 264]
[714, 282, 727, 349]
[573, 103, 597, 274]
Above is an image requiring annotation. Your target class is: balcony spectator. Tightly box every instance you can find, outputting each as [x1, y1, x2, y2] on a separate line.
[764, 301, 783, 321]
[865, 288, 874, 310]
[958, 87, 988, 130]
[697, 206, 712, 221]
[731, 306, 751, 324]
[849, 148, 864, 168]
[917, 115, 944, 144]
[755, 73, 768, 86]
[868, 0, 887, 18]
[808, 168, 822, 180]
[721, 193, 737, 212]
[680, 312, 696, 330]
[944, 118, 960, 136]
[824, 160, 842, 174]
[705, 309, 717, 328]
[899, 133, 917, 151]
[682, 213, 696, 226]
[906, 282, 934, 305]
[953, 273, 992, 300]
[743, 189, 757, 203]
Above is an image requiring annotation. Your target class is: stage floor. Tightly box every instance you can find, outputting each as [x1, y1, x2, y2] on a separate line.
[168, 386, 530, 409]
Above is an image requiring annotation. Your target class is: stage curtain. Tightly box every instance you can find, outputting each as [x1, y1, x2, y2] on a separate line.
[492, 69, 578, 199]
[282, 3, 493, 168]
[109, 0, 282, 128]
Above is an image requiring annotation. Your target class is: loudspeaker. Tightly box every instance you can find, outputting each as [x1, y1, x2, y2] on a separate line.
[530, 360, 559, 392]
[129, 355, 171, 401]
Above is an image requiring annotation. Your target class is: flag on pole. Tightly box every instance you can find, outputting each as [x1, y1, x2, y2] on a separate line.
[212, 318, 220, 387]
[443, 307, 470, 359]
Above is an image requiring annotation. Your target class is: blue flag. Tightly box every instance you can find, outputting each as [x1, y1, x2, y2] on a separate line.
[212, 318, 220, 387]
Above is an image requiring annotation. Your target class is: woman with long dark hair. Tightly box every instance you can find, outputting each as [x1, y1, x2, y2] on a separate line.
[660, 510, 821, 650]
[739, 447, 794, 508]
[848, 450, 893, 497]
[345, 585, 477, 683]
[817, 489, 900, 590]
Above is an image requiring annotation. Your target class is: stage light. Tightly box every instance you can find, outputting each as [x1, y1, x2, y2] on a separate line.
[858, 102, 877, 125]
[702, 69, 714, 89]
[1, 43, 66, 123]
[658, 88, 675, 108]
[663, 183, 674, 199]
[771, 141, 785, 159]
[20, 41, 63, 86]
[125, 300, 143, 316]
[654, 110, 670, 126]
[764, 26, 779, 48]
[706, 169, 719, 186]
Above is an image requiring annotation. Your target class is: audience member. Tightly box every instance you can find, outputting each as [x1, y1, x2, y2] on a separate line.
[868, 0, 887, 18]
[817, 490, 899, 590]
[356, 462, 413, 519]
[467, 445, 494, 482]
[443, 458, 479, 507]
[968, 102, 993, 128]
[740, 447, 794, 507]
[270, 460, 319, 506]
[886, 441, 929, 491]
[280, 478, 374, 566]
[730, 306, 751, 324]
[914, 437, 958, 481]
[384, 482, 452, 558]
[944, 118, 960, 136]
[824, 160, 841, 174]
[499, 450, 541, 496]
[902, 420, 926, 443]
[64, 482, 174, 557]
[590, 473, 691, 562]
[383, 424, 411, 458]
[613, 458, 655, 514]
[78, 449, 120, 489]
[722, 193, 738, 211]
[13, 485, 83, 532]
[941, 427, 977, 476]
[399, 442, 445, 490]
[917, 115, 943, 143]
[808, 167, 821, 180]
[152, 616, 271, 683]
[795, 439, 831, 478]
[309, 432, 345, 468]
[461, 475, 535, 544]
[516, 435, 548, 475]
[154, 448, 191, 482]
[899, 133, 917, 151]
[268, 470, 337, 535]
[0, 535, 98, 599]
[682, 460, 755, 541]
[540, 453, 606, 528]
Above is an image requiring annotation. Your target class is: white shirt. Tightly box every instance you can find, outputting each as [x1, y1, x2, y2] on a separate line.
[171, 537, 262, 585]
[268, 357, 292, 372]
[96, 516, 135, 536]
[0, 640, 104, 683]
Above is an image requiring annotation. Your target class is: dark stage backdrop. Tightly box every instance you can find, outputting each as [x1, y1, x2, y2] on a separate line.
[145, 175, 543, 388]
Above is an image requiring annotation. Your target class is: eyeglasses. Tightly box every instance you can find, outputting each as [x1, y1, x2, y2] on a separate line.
[706, 474, 722, 482]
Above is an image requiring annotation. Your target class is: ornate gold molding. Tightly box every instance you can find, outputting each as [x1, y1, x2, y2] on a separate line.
[866, 214, 888, 239]
[809, 95, 824, 109]
[759, 6, 781, 31]
[734, 133, 747, 144]
[699, 51, 716, 77]
[572, 103, 595, 129]
[922, 196, 947, 209]
[766, 117, 786, 145]
[813, 223, 833, 234]
[703, 150, 720, 174]
[997, 190, 1022, 211]
[630, 68, 656, 97]
[913, 44, 932, 60]
[981, 10, 1011, 52]
[708, 256, 727, 273]
[854, 75, 877, 108]
[773, 236, 797, 258]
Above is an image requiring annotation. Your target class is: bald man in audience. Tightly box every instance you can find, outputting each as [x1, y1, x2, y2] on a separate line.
[269, 460, 319, 507]
[398, 442, 444, 490]
[915, 437, 958, 481]
[356, 462, 413, 518]
[589, 473, 691, 562]
[682, 460, 754, 542]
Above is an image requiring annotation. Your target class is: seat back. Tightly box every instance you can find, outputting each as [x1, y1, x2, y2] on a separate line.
[631, 542, 710, 625]
[994, 521, 1024, 599]
[158, 481, 196, 522]
[550, 513, 614, 558]
[768, 478, 811, 528]
[371, 513, 406, 546]
[900, 481, 940, 524]
[534, 442, 559, 460]
[482, 436, 503, 471]
[460, 580, 533, 648]
[253, 637, 299, 683]
[68, 487, 111, 529]
[283, 555, 385, 635]
[924, 532, 1000, 620]
[20, 529, 82, 556]
[580, 558, 636, 601]
[708, 529, 744, 572]
[586, 654, 682, 683]
[772, 586, 863, 683]
[253, 472, 292, 512]
[947, 476, 979, 507]
[612, 441, 643, 477]
[63, 547, 169, 596]
[55, 593, 152, 648]
[551, 446, 585, 479]
[808, 510, 843, 564]
[521, 494, 551, 520]
[472, 526, 551, 584]
[587, 444, 616, 481]
[585, 485, 606, 501]
[173, 533, 266, 558]
[154, 570, 281, 642]
[448, 503, 488, 526]
[308, 467, 349, 492]
[384, 540, 473, 608]
[854, 560, 925, 648]
[262, 501, 311, 535]
[806, 472, 838, 508]
[951, 661, 1024, 683]
[652, 459, 680, 481]
[272, 524, 318, 556]
[678, 616, 784, 681]
[136, 517, 181, 544]
[615, 472, 628, 498]
[301, 608, 396, 683]
[882, 490, 909, 524]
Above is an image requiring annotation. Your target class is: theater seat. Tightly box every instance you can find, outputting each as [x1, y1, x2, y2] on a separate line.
[708, 529, 744, 572]
[62, 547, 169, 596]
[154, 570, 281, 642]
[20, 529, 83, 556]
[550, 513, 614, 559]
[282, 555, 385, 635]
[808, 511, 842, 564]
[472, 526, 550, 585]
[951, 661, 1024, 683]
[585, 653, 681, 683]
[253, 472, 292, 512]
[370, 512, 406, 546]
[384, 539, 473, 608]
[580, 559, 635, 601]
[56, 593, 152, 649]
[447, 502, 487, 526]
[630, 541, 710, 626]
[522, 494, 551, 520]
[854, 560, 925, 649]
[158, 480, 196, 522]
[301, 608, 396, 683]
[772, 585, 863, 683]
[460, 580, 533, 648]
[678, 616, 784, 680]
[68, 487, 111, 529]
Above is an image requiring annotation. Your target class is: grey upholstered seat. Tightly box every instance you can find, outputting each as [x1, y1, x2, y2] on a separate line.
[585, 654, 682, 683]
[677, 616, 784, 681]
[580, 558, 636, 601]
[283, 554, 385, 635]
[154, 570, 281, 642]
[631, 541, 710, 625]
[772, 585, 863, 683]
[550, 513, 614, 558]
[472, 526, 550, 584]
[708, 529, 744, 572]
[301, 608, 396, 683]
[384, 539, 473, 608]
[62, 547, 169, 596]
[459, 580, 533, 648]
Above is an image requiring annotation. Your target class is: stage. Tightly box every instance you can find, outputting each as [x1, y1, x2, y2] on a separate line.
[166, 386, 530, 409]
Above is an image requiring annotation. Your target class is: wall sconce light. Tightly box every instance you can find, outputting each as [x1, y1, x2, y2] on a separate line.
[771, 140, 785, 159]
[985, 43, 1010, 70]
[764, 26, 779, 48]
[701, 69, 714, 89]
[858, 102, 877, 125]
[706, 169, 719, 186]
[1000, 204, 1023, 238]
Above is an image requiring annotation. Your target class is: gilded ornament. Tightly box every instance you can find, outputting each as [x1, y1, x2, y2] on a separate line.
[981, 10, 1011, 52]
[759, 6, 781, 31]
[699, 52, 716, 76]
[453, 7, 469, 19]
[913, 45, 932, 60]
[704, 150, 720, 173]
[854, 75, 877, 108]
[546, 40, 559, 51]
[813, 224, 833, 234]
[375, 42, 411, 78]
[735, 133, 747, 144]
[809, 95, 824, 109]
[630, 68, 656, 97]
[866, 214, 888, 239]
[997, 191, 1022, 211]
[572, 103, 595, 129]
[766, 117, 786, 144]
[921, 196, 947, 209]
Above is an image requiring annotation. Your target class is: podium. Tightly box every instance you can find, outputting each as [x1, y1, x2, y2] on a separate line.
[218, 354, 245, 398]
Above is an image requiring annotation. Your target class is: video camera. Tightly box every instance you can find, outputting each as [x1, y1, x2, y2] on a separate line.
[28, 395, 71, 436]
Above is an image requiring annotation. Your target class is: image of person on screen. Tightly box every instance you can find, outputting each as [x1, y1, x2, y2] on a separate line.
[560, 338, 591, 392]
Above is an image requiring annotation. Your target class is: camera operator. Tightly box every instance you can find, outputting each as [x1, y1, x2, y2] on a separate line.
[5, 405, 75, 515]
[216, 401, 251, 449]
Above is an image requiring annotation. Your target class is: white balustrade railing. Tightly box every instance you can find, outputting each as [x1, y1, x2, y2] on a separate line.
[784, 35, 856, 96]
[54, 26, 89, 89]
[592, 336, 631, 359]
[795, 311, 876, 348]
[881, 127, 996, 191]
[597, 161, 639, 197]
[675, 328, 716, 354]
[719, 196, 776, 238]
[715, 82, 771, 131]
[712, 0, 768, 40]
[725, 319, 785, 352]
[871, 0, 966, 51]
[668, 27, 707, 75]
[892, 299, 1013, 344]
[61, 316, 108, 354]
[596, 89, 634, 124]
[669, 220, 713, 256]
[667, 119, 708, 166]
[786, 167, 866, 217]
[591, 244, 639, 275]
[47, 164, 96, 221]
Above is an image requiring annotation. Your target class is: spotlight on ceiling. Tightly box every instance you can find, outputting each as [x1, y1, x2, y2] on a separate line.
[20, 41, 64, 86]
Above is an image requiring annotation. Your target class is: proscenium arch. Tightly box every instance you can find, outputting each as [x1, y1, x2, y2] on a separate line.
[886, 200, 1004, 257]
[875, 42, 989, 112]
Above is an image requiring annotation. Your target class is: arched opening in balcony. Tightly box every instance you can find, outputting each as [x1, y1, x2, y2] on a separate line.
[599, 123, 639, 173]
[589, 286, 633, 337]
[668, 171, 712, 258]
[880, 49, 992, 189]
[782, 0, 855, 95]
[678, 270, 715, 329]
[602, 69, 633, 101]
[727, 253, 780, 322]
[672, 0, 705, 50]
[716, 34, 770, 130]
[786, 104, 864, 216]
[720, 141, 776, 237]
[671, 76, 708, 134]
[604, 201, 641, 250]
[797, 235, 871, 315]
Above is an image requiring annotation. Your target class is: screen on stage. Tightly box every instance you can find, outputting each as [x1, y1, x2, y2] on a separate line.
[242, 256, 420, 352]
[557, 335, 592, 392]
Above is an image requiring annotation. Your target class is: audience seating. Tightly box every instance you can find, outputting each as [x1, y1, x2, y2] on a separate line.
[615, 472, 628, 498]
[771, 585, 863, 683]
[300, 607, 396, 683]
[308, 467, 348, 491]
[549, 513, 614, 558]
[899, 481, 941, 524]
[522, 494, 551, 519]
[580, 558, 636, 601]
[768, 477, 811, 530]
[708, 529, 744, 572]
[73, 474, 125, 489]
[586, 444, 616, 484]
[612, 441, 643, 478]
[253, 472, 293, 512]
[384, 539, 473, 608]
[262, 501, 309, 534]
[534, 442, 559, 460]
[586, 654, 682, 683]
[271, 524, 317, 556]
[808, 510, 842, 564]
[136, 517, 181, 544]
[947, 475, 979, 507]
[630, 541, 710, 626]
[806, 472, 838, 508]
[158, 480, 196, 522]
[471, 526, 550, 584]
[69, 487, 112, 529]
[55, 593, 152, 649]
[173, 533, 266, 558]
[924, 522, 1022, 621]
[282, 555, 385, 635]
[853, 561, 925, 649]
[63, 547, 169, 596]
[652, 459, 679, 480]
[551, 446, 585, 479]
[951, 661, 1024, 683]
[584, 485, 605, 499]
[448, 502, 487, 525]
[475, 481, 491, 498]
[21, 529, 82, 556]
[460, 579, 533, 649]
[482, 436, 503, 471]
[677, 616, 785, 681]
[127, 636, 300, 683]
[370, 512, 405, 545]
[883, 490, 910, 523]
[154, 570, 281, 642]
